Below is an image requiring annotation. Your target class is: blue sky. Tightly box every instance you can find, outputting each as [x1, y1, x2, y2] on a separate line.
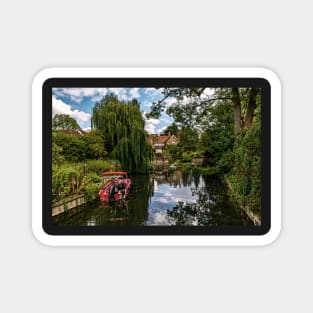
[52, 88, 175, 134]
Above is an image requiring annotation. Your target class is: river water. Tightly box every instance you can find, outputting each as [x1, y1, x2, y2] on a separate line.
[53, 168, 251, 226]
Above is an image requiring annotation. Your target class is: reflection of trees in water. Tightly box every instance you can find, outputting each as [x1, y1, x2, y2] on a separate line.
[181, 168, 193, 186]
[153, 167, 200, 189]
[168, 174, 250, 226]
[54, 199, 131, 226]
[154, 169, 182, 188]
[192, 168, 201, 189]
[126, 175, 154, 225]
[54, 168, 250, 226]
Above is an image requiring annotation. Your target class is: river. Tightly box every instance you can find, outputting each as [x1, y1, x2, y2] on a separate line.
[53, 167, 251, 226]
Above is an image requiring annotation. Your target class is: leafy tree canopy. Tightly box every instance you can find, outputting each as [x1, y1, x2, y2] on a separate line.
[52, 114, 81, 131]
[91, 94, 152, 173]
[146, 88, 260, 135]
[160, 123, 179, 136]
[83, 129, 107, 160]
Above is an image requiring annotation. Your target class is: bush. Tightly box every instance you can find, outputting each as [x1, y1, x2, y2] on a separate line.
[86, 159, 121, 175]
[86, 172, 102, 184]
[52, 160, 120, 203]
[216, 149, 234, 174]
[230, 117, 261, 213]
[182, 152, 193, 162]
[84, 183, 100, 202]
[52, 167, 80, 201]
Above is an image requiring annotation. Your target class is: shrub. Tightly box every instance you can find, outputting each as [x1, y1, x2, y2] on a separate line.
[182, 152, 192, 162]
[84, 183, 100, 202]
[230, 117, 261, 213]
[86, 159, 121, 175]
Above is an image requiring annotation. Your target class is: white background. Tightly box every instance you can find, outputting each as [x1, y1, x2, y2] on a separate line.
[0, 1, 311, 312]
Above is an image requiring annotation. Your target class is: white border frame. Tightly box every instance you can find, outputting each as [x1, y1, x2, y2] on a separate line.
[32, 67, 281, 246]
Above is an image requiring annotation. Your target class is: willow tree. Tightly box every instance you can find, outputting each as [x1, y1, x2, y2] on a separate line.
[91, 94, 152, 173]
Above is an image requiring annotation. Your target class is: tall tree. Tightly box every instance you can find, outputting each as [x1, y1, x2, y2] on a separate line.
[146, 88, 260, 136]
[52, 114, 81, 131]
[83, 129, 107, 159]
[91, 94, 152, 173]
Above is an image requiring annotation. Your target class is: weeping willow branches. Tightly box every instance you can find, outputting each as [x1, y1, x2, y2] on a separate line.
[91, 94, 152, 173]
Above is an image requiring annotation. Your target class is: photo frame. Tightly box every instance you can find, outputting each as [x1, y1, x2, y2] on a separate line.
[32, 67, 281, 246]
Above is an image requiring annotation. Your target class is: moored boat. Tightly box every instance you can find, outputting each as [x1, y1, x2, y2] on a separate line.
[99, 171, 132, 202]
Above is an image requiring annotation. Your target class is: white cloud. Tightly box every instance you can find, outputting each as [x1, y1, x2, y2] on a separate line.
[159, 114, 172, 124]
[52, 96, 91, 124]
[164, 96, 177, 108]
[108, 88, 129, 101]
[143, 88, 163, 97]
[144, 118, 160, 134]
[129, 88, 140, 99]
[202, 88, 215, 97]
[143, 112, 160, 134]
[53, 88, 107, 103]
[158, 126, 167, 134]
[141, 100, 152, 109]
[150, 211, 169, 225]
[83, 127, 91, 132]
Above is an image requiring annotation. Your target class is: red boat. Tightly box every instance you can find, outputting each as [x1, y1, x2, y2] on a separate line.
[99, 171, 132, 202]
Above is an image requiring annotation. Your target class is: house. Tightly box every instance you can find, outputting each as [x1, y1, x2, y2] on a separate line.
[148, 132, 178, 153]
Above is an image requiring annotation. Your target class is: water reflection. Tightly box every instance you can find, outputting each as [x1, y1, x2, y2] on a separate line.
[54, 168, 251, 226]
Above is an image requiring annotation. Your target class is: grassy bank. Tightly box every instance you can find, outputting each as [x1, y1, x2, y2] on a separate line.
[225, 175, 261, 225]
[52, 159, 121, 204]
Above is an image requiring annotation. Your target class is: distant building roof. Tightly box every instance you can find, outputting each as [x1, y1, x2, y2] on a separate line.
[148, 132, 178, 147]
[60, 129, 86, 136]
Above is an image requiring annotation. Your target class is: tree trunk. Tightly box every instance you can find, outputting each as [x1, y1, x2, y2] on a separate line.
[243, 88, 259, 130]
[231, 88, 241, 135]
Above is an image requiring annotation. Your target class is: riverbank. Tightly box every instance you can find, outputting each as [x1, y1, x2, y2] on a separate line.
[225, 177, 261, 226]
[52, 159, 121, 204]
[54, 168, 248, 226]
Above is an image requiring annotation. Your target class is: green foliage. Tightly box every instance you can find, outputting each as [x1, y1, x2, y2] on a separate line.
[178, 127, 199, 152]
[167, 101, 202, 129]
[84, 183, 100, 202]
[83, 129, 107, 159]
[52, 142, 65, 165]
[165, 144, 181, 161]
[216, 149, 234, 173]
[194, 166, 218, 175]
[52, 129, 108, 164]
[199, 101, 234, 168]
[84, 159, 121, 175]
[182, 151, 193, 162]
[52, 166, 80, 200]
[145, 87, 261, 219]
[52, 114, 81, 131]
[229, 112, 261, 213]
[160, 123, 179, 136]
[190, 150, 203, 158]
[146, 88, 208, 119]
[91, 94, 152, 173]
[86, 172, 102, 184]
[53, 131, 87, 162]
[52, 159, 120, 203]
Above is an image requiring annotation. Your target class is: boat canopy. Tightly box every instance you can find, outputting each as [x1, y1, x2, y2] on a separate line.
[101, 171, 128, 176]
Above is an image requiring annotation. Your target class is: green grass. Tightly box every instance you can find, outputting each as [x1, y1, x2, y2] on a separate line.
[52, 159, 121, 203]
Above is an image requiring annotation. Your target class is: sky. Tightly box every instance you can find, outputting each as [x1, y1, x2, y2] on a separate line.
[52, 88, 176, 134]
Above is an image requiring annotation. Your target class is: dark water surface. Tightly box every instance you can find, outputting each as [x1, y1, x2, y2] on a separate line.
[54, 168, 251, 226]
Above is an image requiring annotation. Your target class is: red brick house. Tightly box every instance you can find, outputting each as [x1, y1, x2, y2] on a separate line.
[148, 132, 178, 153]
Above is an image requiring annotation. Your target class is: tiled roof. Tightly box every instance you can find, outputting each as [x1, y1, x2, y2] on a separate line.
[148, 132, 179, 147]
[153, 135, 171, 144]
